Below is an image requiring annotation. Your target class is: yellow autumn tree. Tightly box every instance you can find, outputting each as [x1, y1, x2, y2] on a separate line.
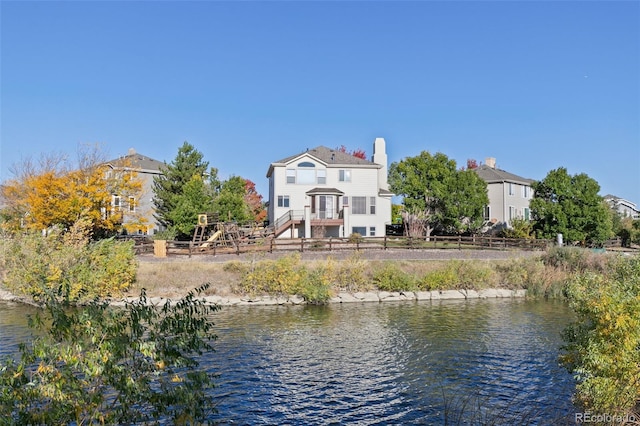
[0, 144, 144, 237]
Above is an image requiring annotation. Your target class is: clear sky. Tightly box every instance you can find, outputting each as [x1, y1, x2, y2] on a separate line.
[1, 1, 639, 204]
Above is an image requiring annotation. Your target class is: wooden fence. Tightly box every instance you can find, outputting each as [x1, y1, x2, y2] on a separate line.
[134, 235, 575, 258]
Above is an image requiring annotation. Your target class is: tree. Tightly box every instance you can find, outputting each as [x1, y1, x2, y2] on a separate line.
[244, 179, 267, 222]
[0, 285, 219, 424]
[152, 142, 215, 239]
[165, 175, 215, 237]
[213, 176, 253, 223]
[0, 144, 143, 238]
[388, 151, 488, 237]
[530, 168, 612, 245]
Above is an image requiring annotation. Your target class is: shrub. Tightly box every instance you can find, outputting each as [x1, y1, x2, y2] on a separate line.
[298, 268, 334, 304]
[453, 260, 497, 290]
[372, 262, 417, 292]
[0, 219, 137, 302]
[561, 255, 640, 416]
[0, 284, 219, 424]
[332, 253, 369, 292]
[418, 266, 458, 291]
[240, 253, 304, 296]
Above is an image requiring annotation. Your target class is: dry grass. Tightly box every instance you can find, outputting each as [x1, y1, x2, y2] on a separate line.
[130, 261, 243, 298]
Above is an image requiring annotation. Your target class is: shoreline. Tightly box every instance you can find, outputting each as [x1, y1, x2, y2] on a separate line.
[111, 288, 528, 307]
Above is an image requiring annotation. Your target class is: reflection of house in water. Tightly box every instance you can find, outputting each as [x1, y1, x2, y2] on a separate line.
[474, 157, 535, 232]
[604, 194, 640, 219]
[266, 138, 393, 238]
[104, 148, 164, 235]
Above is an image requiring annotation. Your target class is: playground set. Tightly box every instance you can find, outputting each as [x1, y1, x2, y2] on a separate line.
[192, 213, 273, 250]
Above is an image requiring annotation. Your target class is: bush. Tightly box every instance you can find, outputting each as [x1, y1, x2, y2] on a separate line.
[372, 262, 417, 292]
[298, 268, 334, 304]
[0, 285, 219, 424]
[240, 253, 304, 296]
[561, 255, 640, 416]
[332, 253, 369, 292]
[418, 265, 458, 291]
[0, 219, 137, 302]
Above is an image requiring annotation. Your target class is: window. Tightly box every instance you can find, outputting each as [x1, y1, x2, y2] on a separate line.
[297, 169, 315, 184]
[369, 227, 376, 237]
[483, 205, 491, 221]
[277, 195, 290, 208]
[128, 196, 136, 213]
[317, 169, 326, 184]
[342, 196, 349, 206]
[339, 169, 351, 182]
[523, 186, 531, 198]
[369, 197, 376, 215]
[508, 183, 515, 196]
[286, 169, 296, 184]
[523, 207, 530, 221]
[352, 226, 366, 236]
[509, 206, 516, 221]
[352, 196, 366, 214]
[113, 195, 121, 211]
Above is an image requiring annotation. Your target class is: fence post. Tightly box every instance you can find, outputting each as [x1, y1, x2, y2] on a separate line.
[188, 241, 193, 258]
[458, 235, 461, 250]
[384, 235, 387, 250]
[301, 238, 305, 253]
[329, 237, 332, 251]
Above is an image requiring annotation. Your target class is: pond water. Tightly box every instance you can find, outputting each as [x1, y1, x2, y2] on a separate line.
[0, 298, 577, 425]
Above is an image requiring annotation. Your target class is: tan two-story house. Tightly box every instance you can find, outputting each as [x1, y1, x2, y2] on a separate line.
[474, 157, 535, 231]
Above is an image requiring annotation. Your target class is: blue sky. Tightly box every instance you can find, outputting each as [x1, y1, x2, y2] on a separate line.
[1, 1, 639, 204]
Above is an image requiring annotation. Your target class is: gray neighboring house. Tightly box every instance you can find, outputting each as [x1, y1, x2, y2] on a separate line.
[474, 157, 535, 231]
[105, 148, 165, 235]
[604, 194, 640, 219]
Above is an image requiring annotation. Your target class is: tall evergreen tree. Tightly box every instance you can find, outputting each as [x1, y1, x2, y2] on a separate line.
[530, 167, 612, 245]
[152, 142, 213, 238]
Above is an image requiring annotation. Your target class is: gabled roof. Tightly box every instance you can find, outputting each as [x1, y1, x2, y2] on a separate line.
[474, 164, 534, 186]
[106, 149, 164, 173]
[268, 146, 378, 177]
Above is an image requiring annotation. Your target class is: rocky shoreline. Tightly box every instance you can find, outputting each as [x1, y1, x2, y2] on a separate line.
[105, 288, 527, 307]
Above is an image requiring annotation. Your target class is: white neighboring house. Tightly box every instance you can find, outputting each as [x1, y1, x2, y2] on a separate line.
[604, 194, 640, 219]
[266, 138, 394, 238]
[104, 148, 164, 235]
[474, 157, 535, 231]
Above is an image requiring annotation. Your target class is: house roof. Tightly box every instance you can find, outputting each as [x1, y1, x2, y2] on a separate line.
[267, 146, 378, 177]
[105, 149, 164, 173]
[306, 187, 345, 196]
[474, 164, 534, 185]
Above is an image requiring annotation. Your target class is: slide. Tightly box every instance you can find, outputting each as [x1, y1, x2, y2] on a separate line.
[200, 230, 223, 248]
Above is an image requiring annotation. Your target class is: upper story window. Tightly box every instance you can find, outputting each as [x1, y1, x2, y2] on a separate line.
[112, 195, 121, 211]
[339, 169, 351, 182]
[317, 169, 326, 184]
[286, 169, 296, 184]
[128, 196, 136, 213]
[286, 162, 326, 185]
[277, 195, 290, 208]
[522, 186, 531, 198]
[508, 183, 515, 196]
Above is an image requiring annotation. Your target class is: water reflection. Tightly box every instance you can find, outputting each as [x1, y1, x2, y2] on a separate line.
[0, 298, 576, 425]
[207, 299, 576, 425]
